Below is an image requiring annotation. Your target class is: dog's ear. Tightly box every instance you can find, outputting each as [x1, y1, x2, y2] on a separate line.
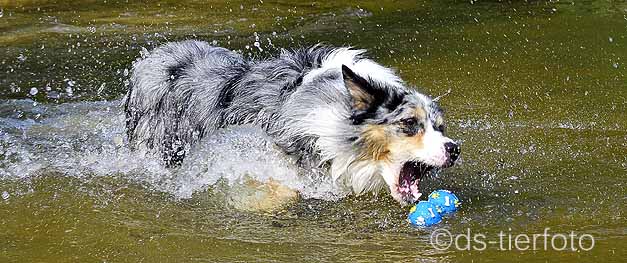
[342, 65, 377, 111]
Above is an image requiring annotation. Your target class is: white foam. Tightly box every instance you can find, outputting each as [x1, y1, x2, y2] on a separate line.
[0, 99, 346, 201]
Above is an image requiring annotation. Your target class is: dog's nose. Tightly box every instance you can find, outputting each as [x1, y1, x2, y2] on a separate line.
[444, 142, 460, 164]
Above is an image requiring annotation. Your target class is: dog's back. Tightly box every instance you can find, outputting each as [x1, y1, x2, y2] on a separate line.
[125, 40, 248, 164]
[124, 41, 335, 165]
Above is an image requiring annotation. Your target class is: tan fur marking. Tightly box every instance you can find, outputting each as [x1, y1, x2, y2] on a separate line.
[388, 132, 425, 156]
[361, 123, 427, 162]
[414, 107, 427, 120]
[346, 79, 375, 111]
[361, 125, 390, 161]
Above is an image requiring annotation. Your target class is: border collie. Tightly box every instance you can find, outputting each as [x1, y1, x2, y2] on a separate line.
[124, 40, 460, 205]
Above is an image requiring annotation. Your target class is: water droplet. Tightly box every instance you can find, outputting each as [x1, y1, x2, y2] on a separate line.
[47, 91, 60, 99]
[29, 87, 38, 96]
[254, 41, 263, 51]
[65, 80, 75, 96]
[1, 191, 9, 200]
[113, 135, 124, 146]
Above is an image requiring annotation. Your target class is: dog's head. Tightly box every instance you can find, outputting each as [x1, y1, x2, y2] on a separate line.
[342, 65, 460, 205]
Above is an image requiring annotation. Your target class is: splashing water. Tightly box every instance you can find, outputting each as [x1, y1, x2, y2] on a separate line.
[0, 99, 346, 200]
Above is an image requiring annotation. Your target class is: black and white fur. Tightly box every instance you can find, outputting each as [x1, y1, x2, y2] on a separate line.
[124, 40, 459, 205]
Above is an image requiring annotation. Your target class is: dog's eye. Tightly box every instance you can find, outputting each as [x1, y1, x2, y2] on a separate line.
[399, 118, 423, 136]
[401, 118, 417, 127]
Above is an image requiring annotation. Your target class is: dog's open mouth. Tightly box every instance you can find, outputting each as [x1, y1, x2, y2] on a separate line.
[398, 161, 434, 203]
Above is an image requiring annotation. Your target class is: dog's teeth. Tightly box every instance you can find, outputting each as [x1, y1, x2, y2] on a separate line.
[409, 182, 421, 199]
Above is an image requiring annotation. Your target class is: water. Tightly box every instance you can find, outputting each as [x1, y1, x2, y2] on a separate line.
[1, 0, 626, 262]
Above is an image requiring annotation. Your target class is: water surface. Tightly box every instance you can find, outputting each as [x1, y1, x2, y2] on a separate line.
[1, 0, 626, 262]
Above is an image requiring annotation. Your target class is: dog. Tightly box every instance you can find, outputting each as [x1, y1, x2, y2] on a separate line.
[124, 40, 460, 205]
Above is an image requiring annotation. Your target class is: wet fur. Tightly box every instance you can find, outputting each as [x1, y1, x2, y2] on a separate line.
[124, 40, 449, 203]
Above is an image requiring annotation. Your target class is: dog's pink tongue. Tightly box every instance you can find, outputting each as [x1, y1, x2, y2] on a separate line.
[410, 182, 421, 200]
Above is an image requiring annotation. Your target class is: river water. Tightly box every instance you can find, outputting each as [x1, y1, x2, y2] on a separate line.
[1, 0, 625, 262]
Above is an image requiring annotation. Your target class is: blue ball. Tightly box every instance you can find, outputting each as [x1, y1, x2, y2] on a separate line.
[407, 201, 442, 226]
[428, 190, 461, 214]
